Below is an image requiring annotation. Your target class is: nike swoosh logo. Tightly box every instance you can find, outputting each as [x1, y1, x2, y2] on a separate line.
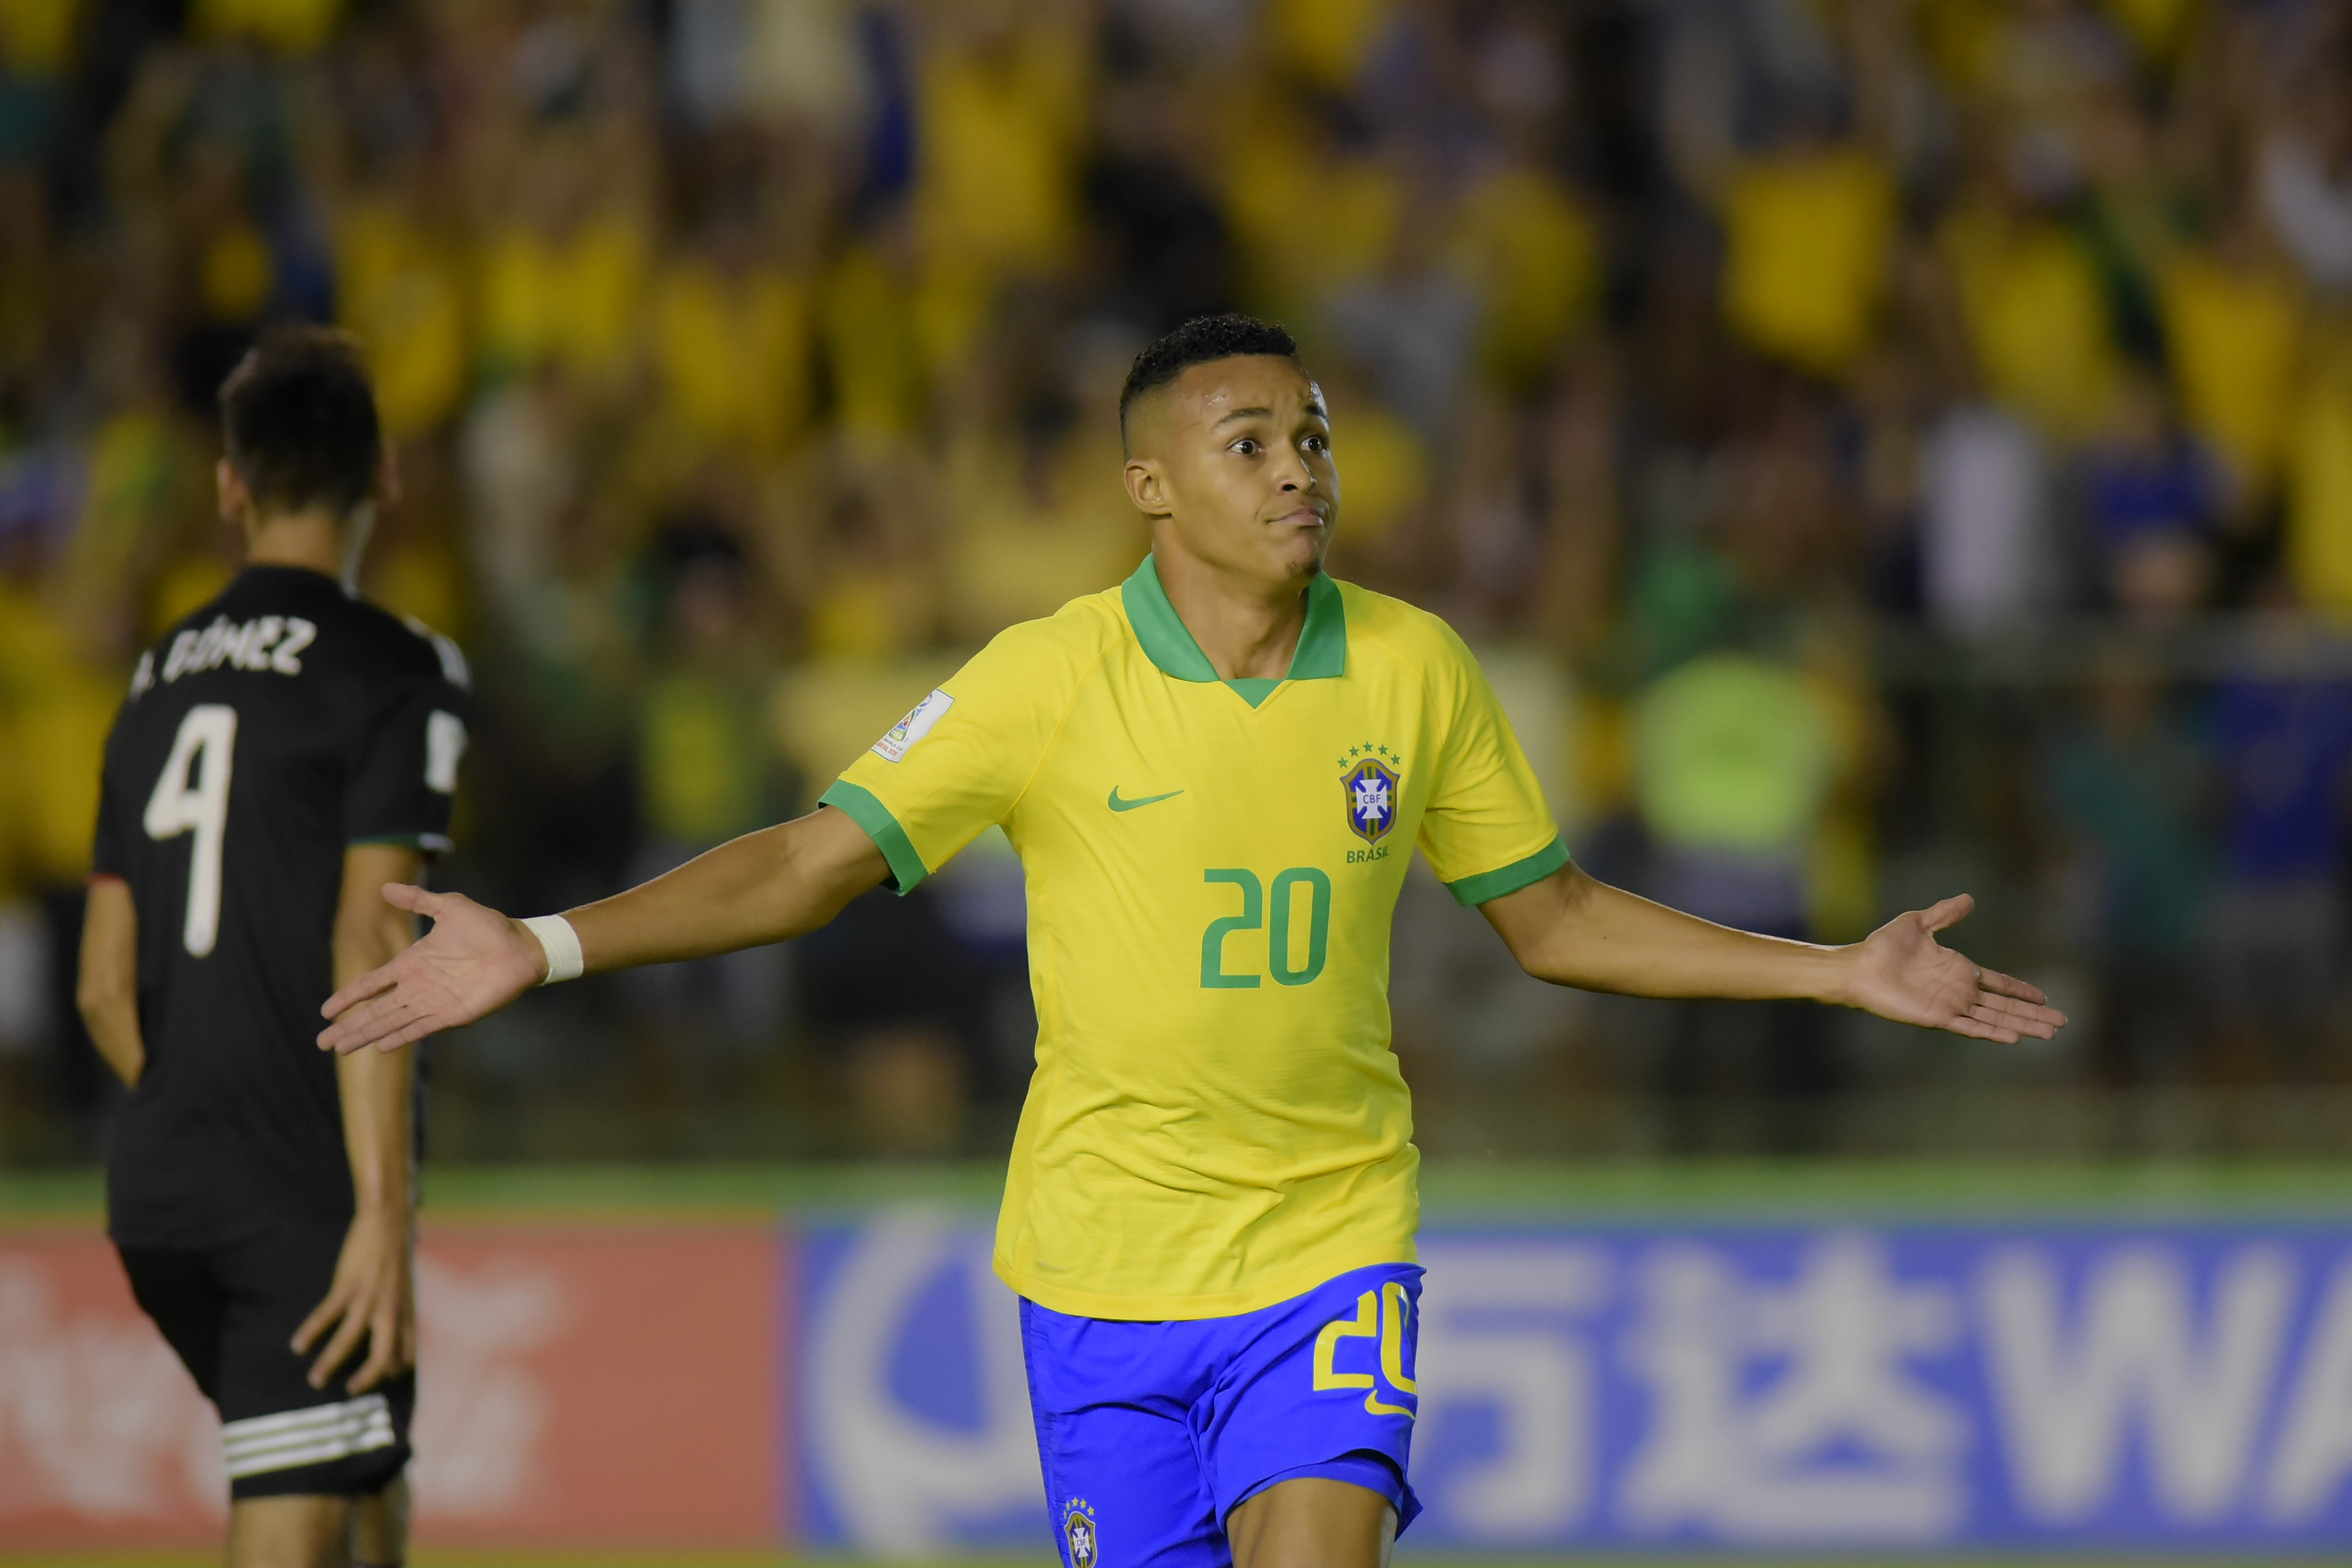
[1108, 786, 1184, 813]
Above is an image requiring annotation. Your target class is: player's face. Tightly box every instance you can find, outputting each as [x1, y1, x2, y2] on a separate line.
[1125, 357, 1340, 590]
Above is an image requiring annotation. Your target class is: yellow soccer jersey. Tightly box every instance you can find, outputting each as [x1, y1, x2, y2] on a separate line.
[822, 557, 1565, 1319]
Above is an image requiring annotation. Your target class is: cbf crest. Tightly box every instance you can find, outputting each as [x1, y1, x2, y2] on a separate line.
[1062, 1497, 1099, 1568]
[1341, 744, 1402, 846]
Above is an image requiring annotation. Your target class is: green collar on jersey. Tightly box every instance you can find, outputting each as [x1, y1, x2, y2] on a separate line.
[1121, 554, 1346, 706]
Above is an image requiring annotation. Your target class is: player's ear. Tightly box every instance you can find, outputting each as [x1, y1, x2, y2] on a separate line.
[375, 442, 402, 509]
[216, 458, 250, 529]
[1123, 455, 1171, 518]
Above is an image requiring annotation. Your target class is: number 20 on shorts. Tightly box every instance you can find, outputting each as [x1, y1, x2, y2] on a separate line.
[1201, 867, 1330, 988]
[1313, 1281, 1416, 1416]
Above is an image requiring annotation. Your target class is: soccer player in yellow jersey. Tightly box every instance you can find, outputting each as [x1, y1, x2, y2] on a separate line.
[320, 316, 2064, 1568]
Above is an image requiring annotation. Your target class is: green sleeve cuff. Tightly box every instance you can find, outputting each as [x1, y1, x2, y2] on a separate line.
[350, 832, 452, 853]
[819, 780, 928, 895]
[1444, 836, 1571, 907]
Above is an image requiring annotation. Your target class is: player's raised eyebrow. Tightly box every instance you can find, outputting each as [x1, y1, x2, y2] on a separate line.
[1211, 399, 1327, 427]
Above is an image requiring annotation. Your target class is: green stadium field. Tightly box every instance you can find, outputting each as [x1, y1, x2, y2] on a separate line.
[8, 1156, 2352, 1221]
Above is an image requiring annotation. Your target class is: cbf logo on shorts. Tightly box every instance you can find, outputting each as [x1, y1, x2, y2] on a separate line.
[1062, 1496, 1099, 1568]
[1341, 748, 1400, 844]
[1312, 1280, 1417, 1416]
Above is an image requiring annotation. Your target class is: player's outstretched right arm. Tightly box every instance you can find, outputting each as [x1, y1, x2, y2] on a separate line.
[317, 805, 888, 1055]
[1480, 863, 2065, 1044]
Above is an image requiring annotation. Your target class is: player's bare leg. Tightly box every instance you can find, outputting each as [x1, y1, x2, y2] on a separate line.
[1227, 1477, 1395, 1568]
[352, 1475, 409, 1567]
[227, 1494, 351, 1568]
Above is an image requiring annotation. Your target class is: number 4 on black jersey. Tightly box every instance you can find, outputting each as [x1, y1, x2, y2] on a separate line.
[91, 564, 472, 1250]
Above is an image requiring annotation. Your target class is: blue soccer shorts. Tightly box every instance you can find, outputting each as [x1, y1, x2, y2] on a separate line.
[1020, 1262, 1424, 1568]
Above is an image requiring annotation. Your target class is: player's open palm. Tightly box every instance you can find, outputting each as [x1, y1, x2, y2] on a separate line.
[318, 885, 542, 1055]
[1845, 894, 2066, 1043]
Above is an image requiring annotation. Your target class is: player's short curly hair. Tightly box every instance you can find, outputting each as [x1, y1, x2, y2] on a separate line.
[1118, 314, 1300, 445]
[219, 324, 382, 519]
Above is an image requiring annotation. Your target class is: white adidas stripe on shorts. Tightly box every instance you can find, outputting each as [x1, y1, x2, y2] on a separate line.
[221, 1393, 398, 1480]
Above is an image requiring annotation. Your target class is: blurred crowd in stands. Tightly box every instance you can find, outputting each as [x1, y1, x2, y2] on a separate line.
[4, 0, 2352, 1162]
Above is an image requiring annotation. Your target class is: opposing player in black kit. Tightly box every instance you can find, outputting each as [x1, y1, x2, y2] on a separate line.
[77, 327, 468, 1568]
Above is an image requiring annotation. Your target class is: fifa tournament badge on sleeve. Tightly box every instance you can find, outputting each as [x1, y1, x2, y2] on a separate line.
[872, 689, 954, 763]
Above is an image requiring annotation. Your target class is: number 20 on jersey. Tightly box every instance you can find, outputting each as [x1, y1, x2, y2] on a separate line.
[1201, 867, 1331, 988]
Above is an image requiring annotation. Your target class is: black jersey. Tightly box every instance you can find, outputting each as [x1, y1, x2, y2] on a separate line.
[92, 565, 471, 1248]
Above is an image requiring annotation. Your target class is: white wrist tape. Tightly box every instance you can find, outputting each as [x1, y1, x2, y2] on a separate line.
[521, 915, 584, 985]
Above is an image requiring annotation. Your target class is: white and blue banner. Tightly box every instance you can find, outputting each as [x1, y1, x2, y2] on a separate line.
[794, 1213, 2352, 1555]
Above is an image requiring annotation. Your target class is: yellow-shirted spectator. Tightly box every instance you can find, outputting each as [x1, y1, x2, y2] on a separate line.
[366, 538, 465, 641]
[0, 585, 117, 888]
[643, 670, 771, 847]
[1918, 0, 2002, 94]
[1267, 0, 1396, 90]
[1635, 650, 1840, 943]
[1636, 651, 1834, 854]
[1451, 164, 1600, 389]
[2099, 0, 2197, 62]
[1943, 200, 2124, 437]
[2159, 247, 2305, 498]
[772, 652, 960, 809]
[2286, 335, 2352, 617]
[653, 252, 815, 462]
[1935, 0, 2123, 193]
[913, 260, 994, 389]
[939, 433, 1145, 643]
[61, 404, 190, 634]
[477, 208, 648, 385]
[1222, 104, 1401, 313]
[791, 442, 942, 660]
[79, 409, 176, 561]
[199, 221, 273, 323]
[336, 195, 470, 440]
[823, 240, 928, 441]
[806, 561, 939, 659]
[638, 558, 781, 848]
[190, 0, 338, 53]
[913, 18, 1085, 282]
[0, 574, 43, 892]
[1721, 146, 1896, 377]
[148, 554, 235, 640]
[1324, 396, 1427, 545]
[16, 670, 120, 884]
[0, 0, 82, 73]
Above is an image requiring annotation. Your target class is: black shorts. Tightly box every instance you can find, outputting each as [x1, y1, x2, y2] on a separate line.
[117, 1219, 414, 1500]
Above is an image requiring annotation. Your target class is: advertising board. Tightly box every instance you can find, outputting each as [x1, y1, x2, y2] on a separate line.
[10, 1198, 2352, 1556]
[0, 1223, 778, 1551]
[793, 1215, 2352, 1555]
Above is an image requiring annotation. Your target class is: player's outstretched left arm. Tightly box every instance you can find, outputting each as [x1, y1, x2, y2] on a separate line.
[318, 805, 888, 1055]
[1480, 864, 2065, 1043]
